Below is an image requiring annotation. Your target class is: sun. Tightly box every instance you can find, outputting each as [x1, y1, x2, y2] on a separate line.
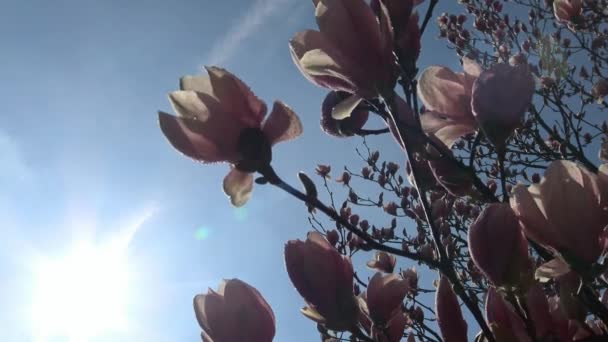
[31, 240, 131, 340]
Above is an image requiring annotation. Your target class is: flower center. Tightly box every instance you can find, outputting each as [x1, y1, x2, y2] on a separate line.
[235, 127, 272, 173]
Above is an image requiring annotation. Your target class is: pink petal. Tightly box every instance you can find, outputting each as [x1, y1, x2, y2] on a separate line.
[541, 162, 604, 262]
[468, 203, 529, 286]
[223, 279, 276, 341]
[436, 276, 468, 342]
[158, 111, 231, 163]
[262, 101, 303, 145]
[180, 75, 213, 93]
[205, 66, 267, 127]
[331, 94, 363, 120]
[193, 292, 226, 339]
[290, 30, 359, 94]
[535, 258, 571, 283]
[485, 287, 531, 342]
[471, 63, 535, 148]
[510, 183, 560, 251]
[418, 66, 472, 120]
[169, 90, 212, 121]
[462, 57, 482, 93]
[222, 167, 254, 207]
[315, 0, 384, 79]
[366, 272, 409, 325]
[525, 283, 554, 339]
[164, 91, 245, 162]
[420, 111, 477, 148]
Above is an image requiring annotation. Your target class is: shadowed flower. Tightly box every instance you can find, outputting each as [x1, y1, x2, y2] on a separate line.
[417, 58, 482, 148]
[485, 287, 530, 342]
[468, 203, 531, 287]
[510, 161, 608, 266]
[290, 0, 397, 120]
[471, 63, 535, 150]
[553, 0, 582, 24]
[284, 231, 359, 331]
[525, 283, 555, 339]
[321, 91, 369, 137]
[436, 276, 468, 342]
[158, 67, 302, 207]
[372, 0, 423, 63]
[193, 279, 275, 342]
[367, 251, 397, 273]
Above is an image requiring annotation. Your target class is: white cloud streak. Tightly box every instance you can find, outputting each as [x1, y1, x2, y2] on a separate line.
[205, 0, 293, 66]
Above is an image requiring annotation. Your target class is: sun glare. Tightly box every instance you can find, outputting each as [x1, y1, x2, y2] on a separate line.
[31, 241, 131, 340]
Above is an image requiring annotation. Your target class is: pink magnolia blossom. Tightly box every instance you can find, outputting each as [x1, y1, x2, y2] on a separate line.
[158, 67, 302, 207]
[193, 279, 275, 342]
[290, 0, 396, 120]
[365, 272, 410, 326]
[359, 290, 408, 342]
[471, 63, 535, 150]
[510, 160, 608, 265]
[284, 231, 359, 331]
[417, 58, 482, 148]
[436, 276, 468, 342]
[553, 0, 582, 23]
[468, 203, 531, 287]
[367, 251, 397, 273]
[485, 287, 530, 342]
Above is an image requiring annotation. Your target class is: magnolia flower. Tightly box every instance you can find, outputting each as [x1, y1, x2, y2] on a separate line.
[321, 91, 369, 137]
[511, 161, 608, 265]
[159, 67, 303, 207]
[553, 0, 582, 24]
[468, 203, 531, 287]
[365, 272, 410, 326]
[471, 63, 535, 150]
[359, 291, 408, 342]
[485, 287, 530, 342]
[290, 0, 396, 120]
[436, 276, 468, 342]
[367, 251, 397, 273]
[193, 279, 275, 342]
[418, 58, 482, 148]
[284, 231, 359, 331]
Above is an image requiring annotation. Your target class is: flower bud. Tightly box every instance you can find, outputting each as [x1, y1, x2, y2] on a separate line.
[194, 279, 275, 342]
[285, 232, 358, 330]
[468, 203, 532, 287]
[436, 276, 468, 341]
[367, 251, 397, 273]
[471, 63, 535, 150]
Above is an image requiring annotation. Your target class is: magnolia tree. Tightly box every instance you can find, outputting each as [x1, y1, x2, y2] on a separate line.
[158, 0, 608, 341]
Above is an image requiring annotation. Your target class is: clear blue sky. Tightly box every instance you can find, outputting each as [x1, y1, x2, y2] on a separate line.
[0, 0, 465, 341]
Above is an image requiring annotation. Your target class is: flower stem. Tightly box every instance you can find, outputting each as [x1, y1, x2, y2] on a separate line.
[259, 164, 440, 268]
[380, 94, 496, 342]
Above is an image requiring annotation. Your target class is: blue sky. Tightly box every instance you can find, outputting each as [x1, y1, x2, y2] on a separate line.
[0, 0, 467, 341]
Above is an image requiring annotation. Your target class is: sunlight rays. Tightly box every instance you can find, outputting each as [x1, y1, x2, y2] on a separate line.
[29, 205, 157, 341]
